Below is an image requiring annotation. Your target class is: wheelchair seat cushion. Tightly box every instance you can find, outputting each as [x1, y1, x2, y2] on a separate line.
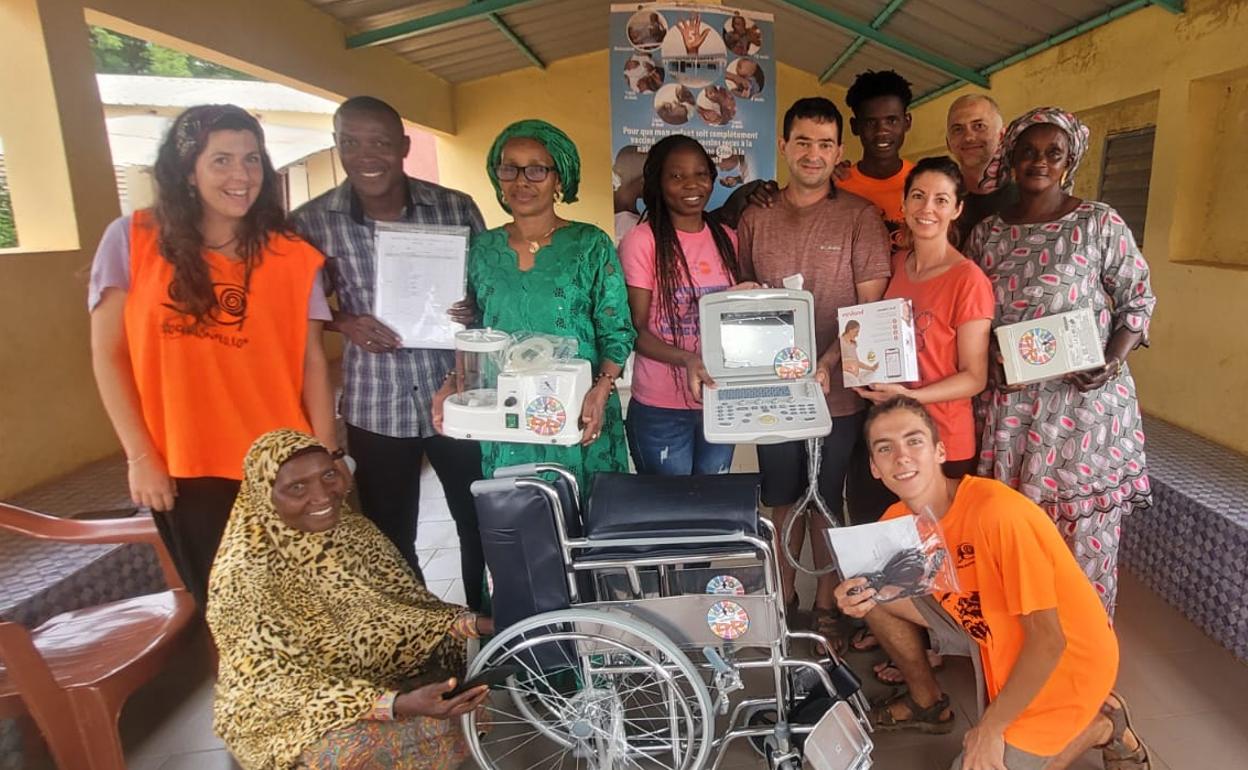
[584, 473, 760, 541]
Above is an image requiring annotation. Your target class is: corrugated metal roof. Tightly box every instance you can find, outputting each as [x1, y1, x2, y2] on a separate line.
[306, 0, 1172, 91]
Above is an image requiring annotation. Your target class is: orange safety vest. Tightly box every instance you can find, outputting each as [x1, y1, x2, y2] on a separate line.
[124, 210, 322, 479]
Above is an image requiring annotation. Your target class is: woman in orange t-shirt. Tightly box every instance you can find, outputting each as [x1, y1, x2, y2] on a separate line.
[855, 156, 993, 479]
[89, 105, 337, 607]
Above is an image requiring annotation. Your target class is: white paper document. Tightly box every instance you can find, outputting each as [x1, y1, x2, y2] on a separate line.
[825, 516, 923, 579]
[373, 222, 471, 349]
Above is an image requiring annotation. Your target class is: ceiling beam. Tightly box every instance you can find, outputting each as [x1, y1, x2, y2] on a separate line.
[474, 0, 544, 69]
[773, 0, 989, 87]
[346, 0, 541, 49]
[912, 0, 1167, 106]
[818, 0, 909, 84]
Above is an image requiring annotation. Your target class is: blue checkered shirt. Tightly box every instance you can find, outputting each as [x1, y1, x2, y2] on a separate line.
[293, 178, 486, 438]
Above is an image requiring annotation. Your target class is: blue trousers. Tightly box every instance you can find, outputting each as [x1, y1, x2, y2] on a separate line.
[625, 399, 735, 475]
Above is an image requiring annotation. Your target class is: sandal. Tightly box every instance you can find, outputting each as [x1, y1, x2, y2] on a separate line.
[849, 626, 879, 653]
[1096, 692, 1151, 770]
[873, 652, 943, 685]
[809, 607, 848, 656]
[868, 690, 955, 734]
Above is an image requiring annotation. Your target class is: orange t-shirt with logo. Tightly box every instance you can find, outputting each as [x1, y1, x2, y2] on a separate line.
[882, 476, 1118, 756]
[839, 159, 915, 228]
[124, 211, 322, 480]
[882, 253, 993, 461]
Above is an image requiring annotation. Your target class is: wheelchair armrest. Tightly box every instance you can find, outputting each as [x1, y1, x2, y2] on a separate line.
[491, 464, 543, 479]
[471, 478, 521, 496]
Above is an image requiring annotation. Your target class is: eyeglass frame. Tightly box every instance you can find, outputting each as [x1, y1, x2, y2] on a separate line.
[495, 163, 558, 183]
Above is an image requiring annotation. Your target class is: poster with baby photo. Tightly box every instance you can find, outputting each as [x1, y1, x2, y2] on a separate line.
[610, 3, 776, 242]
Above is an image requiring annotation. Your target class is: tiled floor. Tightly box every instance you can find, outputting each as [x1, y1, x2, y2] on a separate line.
[102, 454, 1248, 769]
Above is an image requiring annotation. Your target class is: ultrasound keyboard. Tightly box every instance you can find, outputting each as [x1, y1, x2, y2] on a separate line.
[705, 380, 831, 444]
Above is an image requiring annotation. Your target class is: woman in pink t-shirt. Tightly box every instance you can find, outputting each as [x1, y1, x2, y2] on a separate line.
[620, 135, 753, 474]
[855, 156, 993, 477]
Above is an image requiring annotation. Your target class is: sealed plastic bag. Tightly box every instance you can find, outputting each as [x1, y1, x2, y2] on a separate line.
[824, 509, 959, 602]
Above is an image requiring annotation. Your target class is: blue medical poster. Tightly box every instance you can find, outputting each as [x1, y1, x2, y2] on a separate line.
[610, 3, 776, 240]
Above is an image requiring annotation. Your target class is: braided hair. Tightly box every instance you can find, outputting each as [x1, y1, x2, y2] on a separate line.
[639, 136, 740, 398]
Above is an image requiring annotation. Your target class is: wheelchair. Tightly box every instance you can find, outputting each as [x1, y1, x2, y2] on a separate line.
[463, 464, 873, 770]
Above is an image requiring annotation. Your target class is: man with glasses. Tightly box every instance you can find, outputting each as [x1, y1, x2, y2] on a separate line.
[292, 96, 487, 610]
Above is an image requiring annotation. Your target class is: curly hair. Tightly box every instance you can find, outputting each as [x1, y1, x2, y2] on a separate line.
[151, 104, 289, 326]
[639, 135, 740, 400]
[845, 69, 914, 114]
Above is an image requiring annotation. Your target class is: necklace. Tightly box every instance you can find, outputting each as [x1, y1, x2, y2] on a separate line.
[514, 223, 558, 255]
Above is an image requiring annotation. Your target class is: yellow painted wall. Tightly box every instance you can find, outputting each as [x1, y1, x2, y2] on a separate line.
[0, 0, 444, 498]
[905, 0, 1248, 453]
[437, 49, 846, 231]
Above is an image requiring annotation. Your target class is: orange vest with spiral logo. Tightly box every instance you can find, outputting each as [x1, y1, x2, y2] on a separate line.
[125, 209, 322, 479]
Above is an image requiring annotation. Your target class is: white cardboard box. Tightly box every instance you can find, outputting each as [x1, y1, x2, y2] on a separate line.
[837, 298, 919, 387]
[996, 307, 1105, 386]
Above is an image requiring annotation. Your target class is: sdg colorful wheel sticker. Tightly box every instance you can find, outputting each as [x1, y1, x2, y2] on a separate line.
[705, 574, 746, 596]
[1017, 328, 1058, 366]
[707, 600, 750, 640]
[525, 396, 567, 436]
[773, 347, 811, 379]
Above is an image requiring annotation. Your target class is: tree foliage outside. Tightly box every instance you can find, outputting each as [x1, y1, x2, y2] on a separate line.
[89, 26, 254, 80]
[0, 179, 16, 249]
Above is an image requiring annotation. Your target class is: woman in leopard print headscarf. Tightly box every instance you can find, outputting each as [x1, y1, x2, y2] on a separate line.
[206, 429, 491, 770]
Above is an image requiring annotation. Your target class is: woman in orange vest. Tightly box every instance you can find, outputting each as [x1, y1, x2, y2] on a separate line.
[89, 104, 337, 607]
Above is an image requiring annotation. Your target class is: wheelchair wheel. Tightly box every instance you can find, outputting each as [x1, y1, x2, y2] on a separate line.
[744, 705, 777, 757]
[464, 609, 714, 770]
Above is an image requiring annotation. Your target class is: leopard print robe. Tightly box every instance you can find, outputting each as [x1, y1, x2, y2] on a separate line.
[206, 429, 465, 770]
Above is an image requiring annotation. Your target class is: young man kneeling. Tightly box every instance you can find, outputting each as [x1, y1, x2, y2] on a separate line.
[835, 396, 1150, 770]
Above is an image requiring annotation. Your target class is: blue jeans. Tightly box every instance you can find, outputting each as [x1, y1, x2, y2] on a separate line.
[625, 399, 735, 475]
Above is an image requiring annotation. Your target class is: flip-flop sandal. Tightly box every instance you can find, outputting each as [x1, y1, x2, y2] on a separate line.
[873, 659, 906, 685]
[849, 626, 879, 653]
[868, 690, 955, 734]
[873, 654, 944, 685]
[1096, 692, 1151, 770]
[809, 607, 848, 656]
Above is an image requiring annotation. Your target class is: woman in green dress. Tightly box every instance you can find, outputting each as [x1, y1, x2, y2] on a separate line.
[434, 120, 635, 494]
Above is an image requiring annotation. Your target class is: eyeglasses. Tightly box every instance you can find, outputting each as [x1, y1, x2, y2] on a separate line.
[495, 164, 557, 182]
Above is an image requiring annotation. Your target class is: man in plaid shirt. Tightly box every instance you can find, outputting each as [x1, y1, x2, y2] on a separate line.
[293, 96, 486, 609]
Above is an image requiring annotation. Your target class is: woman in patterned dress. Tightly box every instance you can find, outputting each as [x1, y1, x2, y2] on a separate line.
[207, 430, 492, 770]
[965, 107, 1156, 615]
[433, 120, 636, 495]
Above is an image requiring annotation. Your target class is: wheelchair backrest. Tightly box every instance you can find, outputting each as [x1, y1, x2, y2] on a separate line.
[491, 463, 583, 537]
[470, 477, 573, 632]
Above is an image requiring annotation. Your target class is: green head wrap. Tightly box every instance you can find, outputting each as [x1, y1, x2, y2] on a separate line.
[486, 119, 581, 213]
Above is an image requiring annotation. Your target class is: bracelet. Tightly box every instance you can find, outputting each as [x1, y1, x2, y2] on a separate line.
[451, 611, 480, 640]
[595, 371, 618, 394]
[444, 369, 458, 383]
[1106, 357, 1124, 380]
[370, 690, 398, 721]
[126, 453, 149, 466]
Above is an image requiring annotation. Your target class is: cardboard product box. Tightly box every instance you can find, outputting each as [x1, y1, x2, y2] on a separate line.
[996, 307, 1105, 386]
[837, 298, 919, 387]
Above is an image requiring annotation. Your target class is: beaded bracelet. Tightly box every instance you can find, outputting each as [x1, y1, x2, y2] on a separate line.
[594, 371, 618, 394]
[452, 611, 480, 640]
[370, 690, 397, 721]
